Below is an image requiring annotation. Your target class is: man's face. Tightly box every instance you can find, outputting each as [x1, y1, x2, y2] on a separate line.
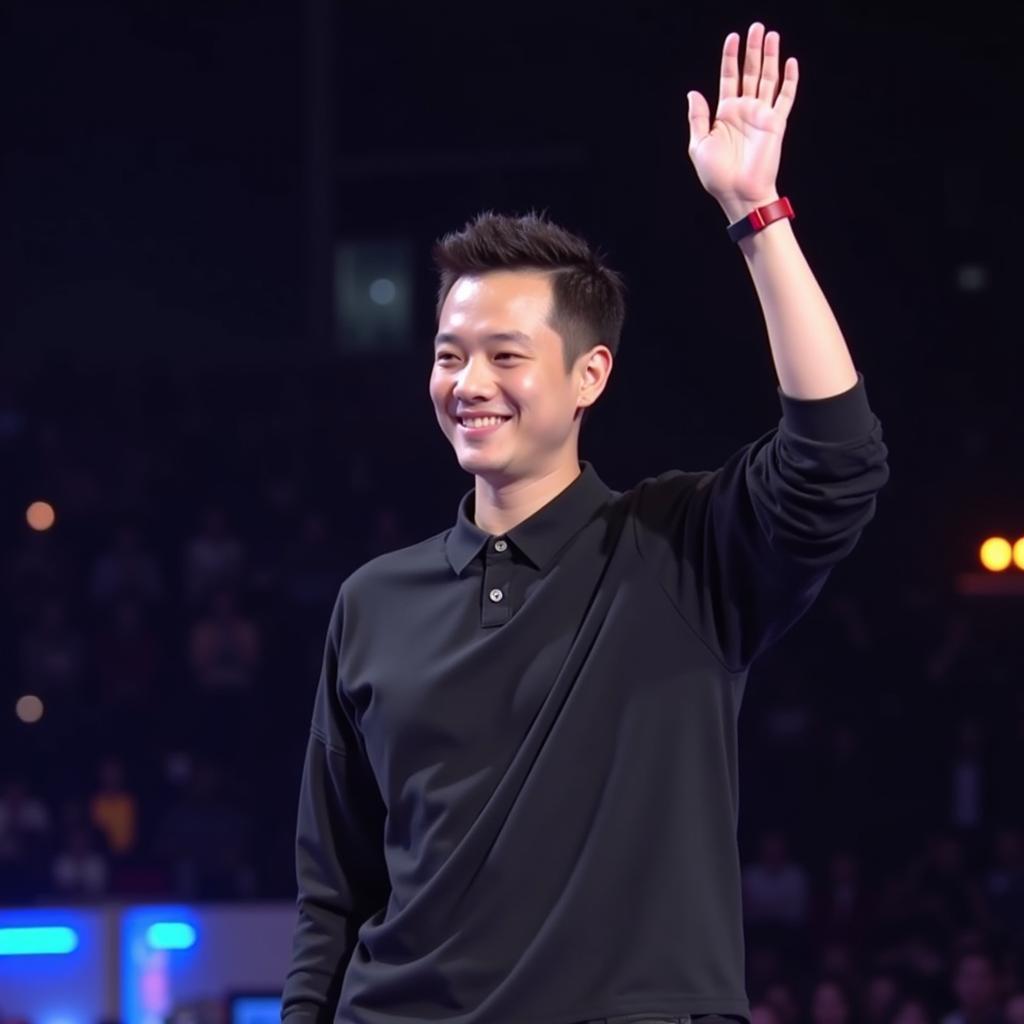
[429, 269, 606, 484]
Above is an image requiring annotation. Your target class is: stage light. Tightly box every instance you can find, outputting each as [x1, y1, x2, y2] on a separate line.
[26, 501, 55, 531]
[145, 922, 196, 950]
[1014, 538, 1024, 571]
[980, 537, 1013, 572]
[335, 236, 413, 353]
[369, 277, 397, 305]
[955, 263, 990, 292]
[0, 926, 78, 955]
[15, 695, 44, 723]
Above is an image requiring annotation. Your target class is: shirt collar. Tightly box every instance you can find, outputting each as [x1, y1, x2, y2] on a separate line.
[444, 460, 614, 576]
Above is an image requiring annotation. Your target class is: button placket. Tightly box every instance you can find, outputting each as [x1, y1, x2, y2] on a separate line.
[481, 538, 512, 626]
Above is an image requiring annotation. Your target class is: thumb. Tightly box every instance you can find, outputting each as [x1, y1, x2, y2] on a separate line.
[686, 91, 711, 151]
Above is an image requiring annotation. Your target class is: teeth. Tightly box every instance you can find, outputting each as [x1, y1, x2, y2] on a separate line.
[461, 416, 508, 428]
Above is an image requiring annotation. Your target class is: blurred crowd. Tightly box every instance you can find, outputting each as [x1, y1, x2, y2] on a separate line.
[1, 365, 1022, 1024]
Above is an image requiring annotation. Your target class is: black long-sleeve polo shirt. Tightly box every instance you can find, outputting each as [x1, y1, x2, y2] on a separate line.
[282, 371, 890, 1024]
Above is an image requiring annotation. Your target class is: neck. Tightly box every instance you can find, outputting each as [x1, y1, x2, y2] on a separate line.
[473, 457, 582, 536]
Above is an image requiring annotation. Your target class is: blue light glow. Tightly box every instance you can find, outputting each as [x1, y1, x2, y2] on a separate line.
[232, 996, 283, 1024]
[0, 926, 79, 955]
[145, 922, 196, 950]
[123, 906, 200, 1024]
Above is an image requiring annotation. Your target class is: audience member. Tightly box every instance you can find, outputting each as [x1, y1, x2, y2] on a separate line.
[94, 597, 160, 708]
[51, 822, 109, 899]
[88, 755, 139, 861]
[183, 505, 245, 608]
[809, 976, 859, 1024]
[743, 827, 812, 955]
[0, 778, 53, 901]
[940, 949, 1009, 1024]
[90, 523, 164, 609]
[187, 586, 261, 692]
[154, 759, 256, 899]
[19, 598, 84, 698]
[983, 827, 1024, 941]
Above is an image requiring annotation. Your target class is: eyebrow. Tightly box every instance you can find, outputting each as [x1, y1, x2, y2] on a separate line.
[434, 331, 533, 349]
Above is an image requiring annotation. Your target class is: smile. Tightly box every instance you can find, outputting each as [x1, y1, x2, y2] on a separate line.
[456, 415, 512, 435]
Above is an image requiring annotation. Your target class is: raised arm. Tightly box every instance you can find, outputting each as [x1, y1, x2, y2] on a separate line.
[687, 21, 859, 401]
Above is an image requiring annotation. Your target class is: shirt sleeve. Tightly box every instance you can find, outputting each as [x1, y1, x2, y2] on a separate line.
[281, 586, 390, 1024]
[632, 371, 890, 672]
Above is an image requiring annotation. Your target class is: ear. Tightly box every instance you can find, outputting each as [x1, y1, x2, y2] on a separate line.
[576, 345, 613, 409]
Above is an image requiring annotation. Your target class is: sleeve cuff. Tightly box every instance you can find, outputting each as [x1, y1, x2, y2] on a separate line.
[281, 1010, 321, 1024]
[777, 371, 876, 443]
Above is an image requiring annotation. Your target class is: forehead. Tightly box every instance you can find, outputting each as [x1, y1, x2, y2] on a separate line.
[439, 270, 553, 328]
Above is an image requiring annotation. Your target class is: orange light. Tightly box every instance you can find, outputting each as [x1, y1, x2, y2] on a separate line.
[1014, 537, 1024, 571]
[980, 537, 1013, 572]
[26, 501, 55, 531]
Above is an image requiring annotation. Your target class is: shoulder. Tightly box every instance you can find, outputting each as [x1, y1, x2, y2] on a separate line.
[328, 528, 449, 630]
[618, 465, 717, 529]
[342, 528, 447, 594]
[323, 529, 447, 656]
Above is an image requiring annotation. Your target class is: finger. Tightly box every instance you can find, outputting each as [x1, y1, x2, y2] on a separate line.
[686, 90, 711, 150]
[742, 22, 766, 98]
[773, 57, 799, 120]
[759, 30, 780, 104]
[719, 31, 740, 101]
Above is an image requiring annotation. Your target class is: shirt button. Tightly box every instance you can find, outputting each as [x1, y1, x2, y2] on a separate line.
[494, 539, 508, 552]
[489, 588, 504, 603]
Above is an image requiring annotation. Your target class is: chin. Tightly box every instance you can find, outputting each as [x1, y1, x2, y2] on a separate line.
[457, 449, 504, 470]
[456, 447, 513, 475]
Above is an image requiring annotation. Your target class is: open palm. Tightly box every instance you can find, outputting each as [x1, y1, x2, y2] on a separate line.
[687, 23, 799, 207]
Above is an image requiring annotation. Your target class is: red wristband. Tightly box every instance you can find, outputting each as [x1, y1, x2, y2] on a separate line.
[726, 197, 795, 243]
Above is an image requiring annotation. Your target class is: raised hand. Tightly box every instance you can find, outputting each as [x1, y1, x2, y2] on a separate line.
[686, 22, 799, 213]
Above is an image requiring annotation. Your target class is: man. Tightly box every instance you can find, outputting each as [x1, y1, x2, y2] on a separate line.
[282, 21, 889, 1024]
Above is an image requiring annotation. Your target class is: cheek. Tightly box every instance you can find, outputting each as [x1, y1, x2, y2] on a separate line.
[428, 371, 447, 404]
[513, 369, 546, 405]
[518, 370, 574, 419]
[429, 382, 451, 427]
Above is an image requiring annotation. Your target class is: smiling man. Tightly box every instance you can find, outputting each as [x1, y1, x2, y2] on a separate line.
[430, 244, 617, 536]
[282, 21, 890, 1024]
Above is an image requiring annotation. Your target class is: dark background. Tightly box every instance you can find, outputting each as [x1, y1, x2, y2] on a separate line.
[2, 0, 1022, 1017]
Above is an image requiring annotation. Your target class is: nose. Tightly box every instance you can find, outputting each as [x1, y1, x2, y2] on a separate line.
[451, 355, 497, 402]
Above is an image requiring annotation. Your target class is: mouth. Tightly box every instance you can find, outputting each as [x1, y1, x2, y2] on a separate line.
[453, 414, 513, 437]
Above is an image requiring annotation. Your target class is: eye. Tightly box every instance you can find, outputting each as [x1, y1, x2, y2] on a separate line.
[435, 352, 520, 363]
